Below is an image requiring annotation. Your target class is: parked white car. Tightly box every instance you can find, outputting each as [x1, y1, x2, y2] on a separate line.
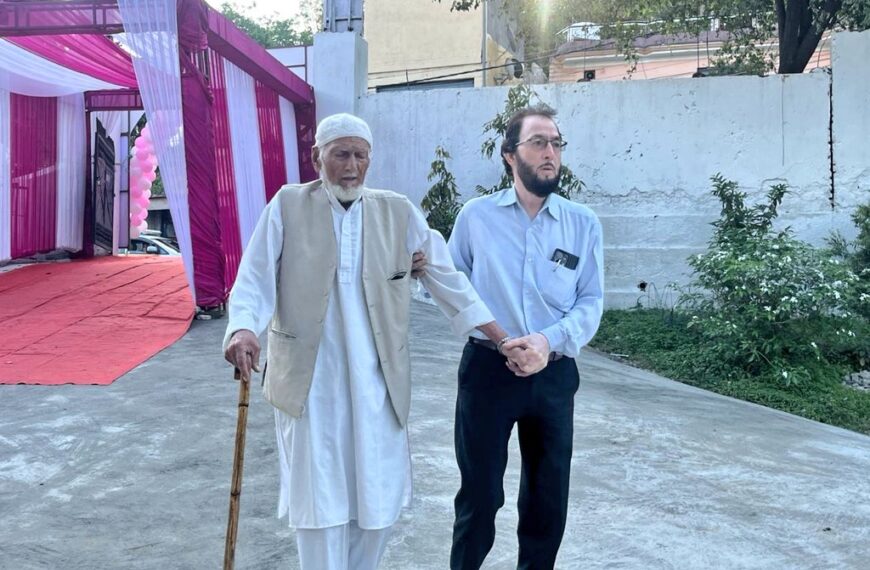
[128, 234, 180, 256]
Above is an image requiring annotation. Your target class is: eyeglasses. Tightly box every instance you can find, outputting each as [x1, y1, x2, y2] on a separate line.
[516, 136, 567, 152]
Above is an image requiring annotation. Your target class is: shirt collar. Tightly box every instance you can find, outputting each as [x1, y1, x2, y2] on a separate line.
[499, 185, 562, 221]
[496, 186, 519, 207]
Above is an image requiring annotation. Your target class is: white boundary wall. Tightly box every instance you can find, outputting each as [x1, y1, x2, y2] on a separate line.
[358, 31, 869, 308]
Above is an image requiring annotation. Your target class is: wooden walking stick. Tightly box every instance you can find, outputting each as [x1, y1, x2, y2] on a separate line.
[224, 367, 250, 570]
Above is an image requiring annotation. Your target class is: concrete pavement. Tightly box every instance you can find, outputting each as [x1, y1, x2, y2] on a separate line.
[1, 301, 868, 569]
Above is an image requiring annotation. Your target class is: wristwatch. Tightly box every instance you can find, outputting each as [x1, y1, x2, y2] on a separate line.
[496, 336, 511, 355]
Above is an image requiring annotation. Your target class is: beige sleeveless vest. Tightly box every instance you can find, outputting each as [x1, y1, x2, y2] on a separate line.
[263, 180, 415, 426]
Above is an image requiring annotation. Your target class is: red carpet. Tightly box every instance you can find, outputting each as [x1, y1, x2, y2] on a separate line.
[0, 256, 194, 385]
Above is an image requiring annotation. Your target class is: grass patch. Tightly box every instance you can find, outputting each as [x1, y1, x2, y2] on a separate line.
[589, 309, 870, 435]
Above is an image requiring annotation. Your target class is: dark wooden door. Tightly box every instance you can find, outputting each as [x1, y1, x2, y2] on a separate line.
[93, 120, 115, 251]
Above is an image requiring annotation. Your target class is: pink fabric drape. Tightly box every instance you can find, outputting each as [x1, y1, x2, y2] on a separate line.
[10, 94, 58, 259]
[181, 54, 225, 308]
[8, 35, 138, 89]
[209, 49, 243, 290]
[255, 80, 287, 203]
[296, 103, 317, 182]
[202, 2, 316, 184]
[84, 90, 143, 112]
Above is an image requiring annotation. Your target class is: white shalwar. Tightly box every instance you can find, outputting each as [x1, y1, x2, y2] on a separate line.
[225, 189, 491, 566]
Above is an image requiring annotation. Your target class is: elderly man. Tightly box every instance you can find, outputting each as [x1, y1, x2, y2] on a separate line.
[448, 105, 605, 569]
[223, 113, 530, 570]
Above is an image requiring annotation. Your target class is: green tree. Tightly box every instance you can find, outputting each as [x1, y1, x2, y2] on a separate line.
[438, 0, 870, 75]
[420, 146, 462, 240]
[220, 1, 321, 48]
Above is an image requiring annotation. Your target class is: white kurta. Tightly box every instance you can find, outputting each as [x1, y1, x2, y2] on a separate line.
[225, 189, 493, 531]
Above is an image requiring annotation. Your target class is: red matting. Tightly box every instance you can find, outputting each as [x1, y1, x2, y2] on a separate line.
[0, 256, 194, 385]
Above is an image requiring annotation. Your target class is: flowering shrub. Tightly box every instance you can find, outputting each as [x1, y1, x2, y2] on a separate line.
[682, 175, 862, 385]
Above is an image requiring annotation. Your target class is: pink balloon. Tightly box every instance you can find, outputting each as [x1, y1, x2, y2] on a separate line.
[131, 211, 145, 225]
[130, 201, 143, 215]
[130, 225, 141, 239]
[135, 147, 150, 162]
[144, 170, 157, 183]
[145, 156, 157, 169]
[131, 187, 143, 201]
[130, 176, 150, 193]
[137, 196, 150, 209]
[140, 125, 150, 139]
[134, 136, 149, 149]
[137, 141, 155, 156]
[129, 163, 142, 178]
[141, 189, 152, 200]
[138, 220, 149, 233]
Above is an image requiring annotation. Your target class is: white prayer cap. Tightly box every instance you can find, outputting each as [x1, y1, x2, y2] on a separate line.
[314, 113, 373, 150]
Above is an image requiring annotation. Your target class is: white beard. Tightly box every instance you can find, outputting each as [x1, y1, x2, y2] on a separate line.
[321, 173, 363, 203]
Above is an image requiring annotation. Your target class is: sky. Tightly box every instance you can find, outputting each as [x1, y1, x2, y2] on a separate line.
[205, 0, 304, 20]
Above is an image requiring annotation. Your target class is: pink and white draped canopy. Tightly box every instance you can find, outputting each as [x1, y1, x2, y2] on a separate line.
[0, 0, 316, 307]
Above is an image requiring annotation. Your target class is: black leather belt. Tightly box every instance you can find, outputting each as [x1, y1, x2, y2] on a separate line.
[467, 337, 564, 361]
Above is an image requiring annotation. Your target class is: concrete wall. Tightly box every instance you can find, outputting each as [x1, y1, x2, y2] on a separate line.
[832, 31, 870, 216]
[358, 31, 869, 308]
[364, 0, 482, 89]
[363, 0, 522, 89]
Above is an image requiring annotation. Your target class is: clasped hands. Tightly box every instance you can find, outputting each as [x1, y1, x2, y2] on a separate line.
[501, 333, 550, 377]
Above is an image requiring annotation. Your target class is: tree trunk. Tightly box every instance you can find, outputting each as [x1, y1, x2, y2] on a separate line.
[777, 0, 842, 74]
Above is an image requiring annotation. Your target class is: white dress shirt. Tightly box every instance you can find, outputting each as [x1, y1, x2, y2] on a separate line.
[448, 187, 604, 357]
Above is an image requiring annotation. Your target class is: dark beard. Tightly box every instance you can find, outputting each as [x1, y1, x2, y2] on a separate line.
[515, 157, 561, 198]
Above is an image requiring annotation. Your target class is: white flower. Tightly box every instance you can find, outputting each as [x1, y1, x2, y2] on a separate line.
[811, 342, 818, 349]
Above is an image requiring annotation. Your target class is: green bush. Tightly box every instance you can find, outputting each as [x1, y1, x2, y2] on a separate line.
[420, 146, 461, 240]
[590, 309, 870, 435]
[850, 204, 870, 320]
[681, 175, 863, 386]
[827, 203, 870, 320]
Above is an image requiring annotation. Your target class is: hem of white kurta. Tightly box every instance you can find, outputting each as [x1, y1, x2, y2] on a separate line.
[280, 493, 412, 531]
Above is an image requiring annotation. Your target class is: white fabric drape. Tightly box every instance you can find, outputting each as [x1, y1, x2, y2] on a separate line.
[223, 59, 267, 248]
[55, 94, 87, 252]
[0, 40, 122, 97]
[0, 88, 10, 261]
[279, 97, 300, 185]
[117, 0, 194, 296]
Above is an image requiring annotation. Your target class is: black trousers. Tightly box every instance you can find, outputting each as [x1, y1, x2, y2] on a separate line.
[450, 341, 579, 570]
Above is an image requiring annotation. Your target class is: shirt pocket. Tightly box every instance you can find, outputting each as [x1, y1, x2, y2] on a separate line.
[541, 261, 578, 312]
